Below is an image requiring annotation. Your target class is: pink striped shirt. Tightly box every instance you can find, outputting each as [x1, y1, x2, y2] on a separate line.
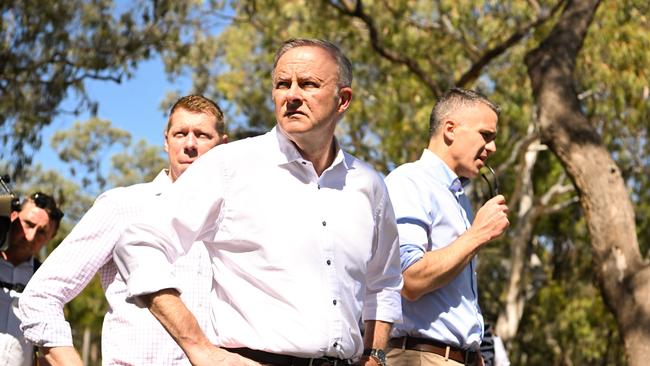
[18, 171, 213, 365]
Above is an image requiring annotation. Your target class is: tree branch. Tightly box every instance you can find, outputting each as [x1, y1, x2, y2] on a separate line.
[539, 172, 574, 206]
[327, 0, 444, 97]
[456, 0, 567, 87]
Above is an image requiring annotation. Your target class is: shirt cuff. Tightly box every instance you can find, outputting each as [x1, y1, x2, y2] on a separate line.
[362, 288, 403, 324]
[400, 244, 425, 272]
[21, 321, 73, 347]
[125, 261, 182, 299]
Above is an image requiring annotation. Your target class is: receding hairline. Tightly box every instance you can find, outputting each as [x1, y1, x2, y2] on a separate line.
[271, 38, 353, 88]
[165, 95, 226, 135]
[428, 88, 500, 137]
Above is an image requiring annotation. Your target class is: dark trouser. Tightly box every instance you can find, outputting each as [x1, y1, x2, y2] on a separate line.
[226, 347, 351, 366]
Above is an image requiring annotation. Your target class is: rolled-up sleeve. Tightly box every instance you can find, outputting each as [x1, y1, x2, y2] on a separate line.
[18, 192, 123, 346]
[114, 148, 227, 300]
[385, 172, 435, 273]
[362, 185, 403, 324]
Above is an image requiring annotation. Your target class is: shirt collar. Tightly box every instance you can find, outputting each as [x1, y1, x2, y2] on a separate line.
[156, 169, 173, 185]
[272, 126, 349, 170]
[419, 149, 466, 196]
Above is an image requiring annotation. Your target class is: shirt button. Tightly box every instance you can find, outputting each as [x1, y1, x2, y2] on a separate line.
[333, 342, 338, 347]
[322, 221, 327, 226]
[333, 299, 337, 305]
[326, 259, 331, 265]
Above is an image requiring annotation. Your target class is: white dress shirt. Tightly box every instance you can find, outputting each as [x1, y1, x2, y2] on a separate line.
[18, 171, 213, 365]
[385, 149, 483, 350]
[114, 127, 403, 360]
[1, 257, 35, 366]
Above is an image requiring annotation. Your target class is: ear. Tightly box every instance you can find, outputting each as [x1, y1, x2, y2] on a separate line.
[337, 87, 353, 113]
[221, 134, 229, 144]
[10, 210, 19, 221]
[163, 133, 170, 153]
[442, 119, 457, 144]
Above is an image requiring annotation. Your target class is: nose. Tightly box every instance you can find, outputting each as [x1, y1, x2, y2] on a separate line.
[184, 133, 198, 149]
[183, 134, 198, 157]
[285, 82, 303, 107]
[485, 140, 497, 155]
[25, 228, 37, 242]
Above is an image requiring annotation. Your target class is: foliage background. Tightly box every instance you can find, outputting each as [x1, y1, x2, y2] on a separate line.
[2, 0, 648, 365]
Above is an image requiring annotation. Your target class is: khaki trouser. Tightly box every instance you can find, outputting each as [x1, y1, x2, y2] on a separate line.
[387, 347, 465, 366]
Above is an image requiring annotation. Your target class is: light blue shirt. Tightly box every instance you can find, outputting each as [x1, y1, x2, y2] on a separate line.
[385, 149, 483, 351]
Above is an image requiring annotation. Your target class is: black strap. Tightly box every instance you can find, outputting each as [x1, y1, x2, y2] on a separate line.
[33, 257, 42, 272]
[0, 257, 39, 292]
[0, 280, 26, 292]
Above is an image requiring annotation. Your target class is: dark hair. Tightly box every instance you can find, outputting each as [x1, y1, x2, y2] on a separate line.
[429, 88, 500, 137]
[166, 95, 226, 135]
[272, 38, 353, 88]
[21, 192, 64, 234]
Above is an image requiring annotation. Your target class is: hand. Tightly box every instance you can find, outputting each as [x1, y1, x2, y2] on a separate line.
[469, 194, 509, 246]
[189, 346, 262, 366]
[41, 346, 83, 366]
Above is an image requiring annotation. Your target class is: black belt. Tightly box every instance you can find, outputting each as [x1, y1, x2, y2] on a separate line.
[0, 280, 26, 293]
[389, 336, 480, 365]
[226, 347, 350, 366]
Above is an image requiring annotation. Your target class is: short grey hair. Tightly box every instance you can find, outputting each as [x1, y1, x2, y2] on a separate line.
[272, 38, 353, 88]
[429, 87, 500, 137]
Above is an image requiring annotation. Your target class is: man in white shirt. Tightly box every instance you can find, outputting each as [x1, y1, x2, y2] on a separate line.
[17, 95, 228, 365]
[1, 192, 62, 366]
[114, 38, 403, 366]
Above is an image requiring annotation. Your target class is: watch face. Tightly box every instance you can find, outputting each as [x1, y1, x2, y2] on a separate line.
[370, 349, 387, 365]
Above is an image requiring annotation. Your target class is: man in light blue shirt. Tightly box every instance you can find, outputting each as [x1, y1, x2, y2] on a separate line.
[385, 88, 510, 366]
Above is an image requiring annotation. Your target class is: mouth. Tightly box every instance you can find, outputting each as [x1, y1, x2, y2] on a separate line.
[284, 110, 305, 117]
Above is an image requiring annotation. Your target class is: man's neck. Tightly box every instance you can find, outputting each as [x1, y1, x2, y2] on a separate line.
[281, 126, 338, 177]
[426, 140, 458, 175]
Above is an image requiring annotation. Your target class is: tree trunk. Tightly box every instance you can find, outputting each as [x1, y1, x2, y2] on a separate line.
[525, 0, 650, 364]
[82, 327, 90, 366]
[496, 134, 541, 342]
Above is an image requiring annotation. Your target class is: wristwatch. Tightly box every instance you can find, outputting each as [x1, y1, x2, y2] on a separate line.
[363, 348, 387, 366]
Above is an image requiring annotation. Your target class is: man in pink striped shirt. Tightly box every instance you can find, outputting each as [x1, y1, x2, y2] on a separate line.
[17, 95, 228, 365]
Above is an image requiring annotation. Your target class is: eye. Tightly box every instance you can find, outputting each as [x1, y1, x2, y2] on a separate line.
[36, 228, 47, 239]
[173, 131, 187, 138]
[275, 81, 290, 89]
[302, 81, 319, 88]
[481, 131, 496, 142]
[197, 132, 213, 139]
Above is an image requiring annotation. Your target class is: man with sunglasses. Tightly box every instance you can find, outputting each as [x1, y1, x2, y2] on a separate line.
[384, 88, 509, 366]
[1, 192, 62, 366]
[17, 95, 228, 365]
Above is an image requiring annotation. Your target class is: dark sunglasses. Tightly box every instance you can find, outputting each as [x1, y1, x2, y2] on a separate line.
[480, 164, 499, 198]
[31, 192, 64, 221]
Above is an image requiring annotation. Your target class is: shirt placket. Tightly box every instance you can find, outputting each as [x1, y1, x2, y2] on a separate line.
[453, 183, 483, 344]
[313, 172, 344, 357]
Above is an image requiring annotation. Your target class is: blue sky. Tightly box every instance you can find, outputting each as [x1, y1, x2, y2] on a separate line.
[34, 57, 191, 174]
